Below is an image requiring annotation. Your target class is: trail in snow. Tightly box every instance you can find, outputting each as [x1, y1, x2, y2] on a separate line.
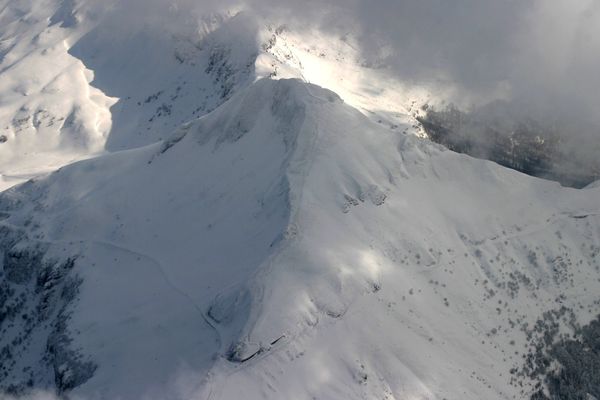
[93, 240, 223, 350]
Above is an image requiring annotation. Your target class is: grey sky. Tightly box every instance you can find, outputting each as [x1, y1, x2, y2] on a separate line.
[89, 0, 600, 150]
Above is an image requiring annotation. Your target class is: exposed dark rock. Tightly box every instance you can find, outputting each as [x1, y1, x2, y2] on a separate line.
[0, 224, 95, 394]
[4, 246, 47, 285]
[512, 306, 600, 400]
[47, 314, 96, 393]
[418, 104, 600, 188]
[226, 341, 262, 363]
[529, 314, 600, 399]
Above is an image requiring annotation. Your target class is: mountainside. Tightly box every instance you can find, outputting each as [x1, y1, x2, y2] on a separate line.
[0, 0, 115, 190]
[0, 0, 426, 192]
[1, 2, 600, 400]
[418, 102, 600, 188]
[0, 78, 599, 399]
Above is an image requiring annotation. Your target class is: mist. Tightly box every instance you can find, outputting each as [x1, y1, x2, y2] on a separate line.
[247, 0, 600, 183]
[73, 0, 600, 182]
[79, 0, 600, 108]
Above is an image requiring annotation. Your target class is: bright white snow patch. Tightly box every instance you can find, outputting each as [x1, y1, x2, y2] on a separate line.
[0, 1, 115, 191]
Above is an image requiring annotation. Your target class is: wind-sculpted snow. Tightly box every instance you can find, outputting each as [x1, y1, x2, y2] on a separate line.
[0, 78, 598, 399]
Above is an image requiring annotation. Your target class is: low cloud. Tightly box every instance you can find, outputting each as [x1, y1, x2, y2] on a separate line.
[73, 0, 600, 173]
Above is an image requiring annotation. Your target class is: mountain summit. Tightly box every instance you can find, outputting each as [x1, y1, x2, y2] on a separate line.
[1, 78, 599, 399]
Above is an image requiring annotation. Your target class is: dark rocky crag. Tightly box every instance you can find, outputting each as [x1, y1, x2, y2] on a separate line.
[418, 104, 600, 188]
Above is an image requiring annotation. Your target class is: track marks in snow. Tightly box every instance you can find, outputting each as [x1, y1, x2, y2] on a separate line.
[92, 240, 223, 351]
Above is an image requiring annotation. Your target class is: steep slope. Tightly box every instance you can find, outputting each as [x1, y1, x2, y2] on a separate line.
[68, 9, 262, 151]
[0, 0, 433, 193]
[0, 78, 309, 398]
[0, 1, 261, 190]
[1, 78, 599, 399]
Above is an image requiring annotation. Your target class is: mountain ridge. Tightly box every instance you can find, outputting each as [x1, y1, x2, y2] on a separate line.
[2, 78, 598, 399]
[0, 2, 599, 399]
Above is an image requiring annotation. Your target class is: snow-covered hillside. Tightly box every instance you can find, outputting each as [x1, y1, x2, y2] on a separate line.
[1, 78, 599, 399]
[1, 1, 599, 400]
[0, 0, 435, 191]
[0, 0, 115, 191]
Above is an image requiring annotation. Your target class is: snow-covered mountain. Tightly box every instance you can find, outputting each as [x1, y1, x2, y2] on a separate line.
[0, 0, 431, 191]
[1, 2, 599, 400]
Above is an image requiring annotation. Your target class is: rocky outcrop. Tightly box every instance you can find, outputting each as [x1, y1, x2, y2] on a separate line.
[0, 219, 95, 395]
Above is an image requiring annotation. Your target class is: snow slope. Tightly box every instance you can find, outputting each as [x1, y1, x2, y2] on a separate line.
[0, 0, 115, 191]
[0, 0, 261, 190]
[0, 0, 435, 191]
[1, 78, 599, 399]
